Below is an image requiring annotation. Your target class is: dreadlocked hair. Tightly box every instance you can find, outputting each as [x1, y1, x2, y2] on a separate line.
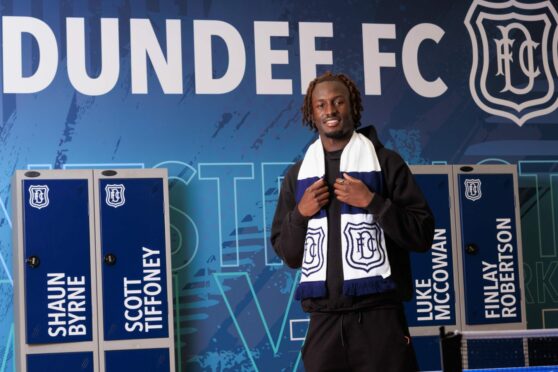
[301, 71, 363, 131]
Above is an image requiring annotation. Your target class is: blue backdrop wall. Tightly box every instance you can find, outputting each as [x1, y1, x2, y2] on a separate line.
[0, 0, 558, 371]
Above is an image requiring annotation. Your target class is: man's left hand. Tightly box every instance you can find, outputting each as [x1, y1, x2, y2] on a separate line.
[333, 173, 374, 208]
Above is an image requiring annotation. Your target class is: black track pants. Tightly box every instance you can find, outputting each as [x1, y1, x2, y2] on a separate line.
[301, 307, 418, 372]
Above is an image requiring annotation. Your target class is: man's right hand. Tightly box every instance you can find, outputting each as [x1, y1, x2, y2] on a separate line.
[297, 178, 330, 217]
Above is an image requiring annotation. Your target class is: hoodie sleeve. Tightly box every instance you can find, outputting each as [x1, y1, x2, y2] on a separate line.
[270, 163, 309, 268]
[367, 148, 435, 253]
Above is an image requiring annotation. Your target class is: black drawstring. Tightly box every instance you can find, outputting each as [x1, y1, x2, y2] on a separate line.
[340, 312, 364, 348]
[340, 313, 345, 347]
[341, 312, 363, 348]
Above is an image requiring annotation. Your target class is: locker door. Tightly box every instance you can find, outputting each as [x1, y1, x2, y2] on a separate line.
[406, 167, 459, 334]
[27, 352, 94, 372]
[455, 166, 525, 329]
[22, 179, 94, 344]
[98, 177, 170, 341]
[105, 348, 170, 372]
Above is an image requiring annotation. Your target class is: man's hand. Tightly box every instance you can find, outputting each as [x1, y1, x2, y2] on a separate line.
[297, 178, 330, 217]
[334, 173, 374, 208]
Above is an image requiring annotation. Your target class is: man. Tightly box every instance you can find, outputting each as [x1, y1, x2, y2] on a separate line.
[271, 72, 434, 371]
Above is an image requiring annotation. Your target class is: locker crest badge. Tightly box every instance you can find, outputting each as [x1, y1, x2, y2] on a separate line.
[28, 185, 50, 209]
[105, 184, 126, 208]
[464, 179, 482, 201]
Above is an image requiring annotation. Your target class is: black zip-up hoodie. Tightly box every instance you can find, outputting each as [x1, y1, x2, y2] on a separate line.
[271, 125, 435, 312]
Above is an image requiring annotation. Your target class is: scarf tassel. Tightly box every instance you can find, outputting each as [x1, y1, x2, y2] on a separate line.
[295, 281, 327, 300]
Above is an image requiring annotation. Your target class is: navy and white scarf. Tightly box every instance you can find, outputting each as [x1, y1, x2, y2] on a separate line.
[295, 132, 395, 300]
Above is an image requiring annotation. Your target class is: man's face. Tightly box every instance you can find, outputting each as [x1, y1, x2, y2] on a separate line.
[311, 80, 355, 140]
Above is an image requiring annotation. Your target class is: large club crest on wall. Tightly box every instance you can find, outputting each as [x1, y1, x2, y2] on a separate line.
[465, 0, 558, 126]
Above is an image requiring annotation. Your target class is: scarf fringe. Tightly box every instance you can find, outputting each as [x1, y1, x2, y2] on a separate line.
[342, 276, 396, 297]
[295, 281, 327, 300]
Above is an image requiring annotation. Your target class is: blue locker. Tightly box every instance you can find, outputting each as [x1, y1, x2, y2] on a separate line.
[105, 348, 170, 372]
[458, 172, 523, 325]
[413, 336, 442, 371]
[14, 169, 175, 372]
[27, 352, 94, 372]
[98, 178, 170, 341]
[13, 171, 99, 372]
[22, 179, 94, 344]
[406, 170, 458, 331]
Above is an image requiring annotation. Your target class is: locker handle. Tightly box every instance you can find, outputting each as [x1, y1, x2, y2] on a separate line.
[465, 243, 478, 255]
[104, 253, 117, 266]
[102, 170, 117, 176]
[24, 171, 41, 178]
[25, 256, 40, 268]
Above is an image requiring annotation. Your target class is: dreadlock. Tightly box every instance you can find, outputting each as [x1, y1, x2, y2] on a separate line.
[301, 71, 363, 131]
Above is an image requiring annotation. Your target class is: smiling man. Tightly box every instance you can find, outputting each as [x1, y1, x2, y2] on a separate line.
[271, 72, 435, 371]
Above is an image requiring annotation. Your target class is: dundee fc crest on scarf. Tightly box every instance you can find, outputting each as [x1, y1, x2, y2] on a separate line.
[343, 222, 387, 272]
[465, 0, 558, 126]
[302, 227, 325, 277]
